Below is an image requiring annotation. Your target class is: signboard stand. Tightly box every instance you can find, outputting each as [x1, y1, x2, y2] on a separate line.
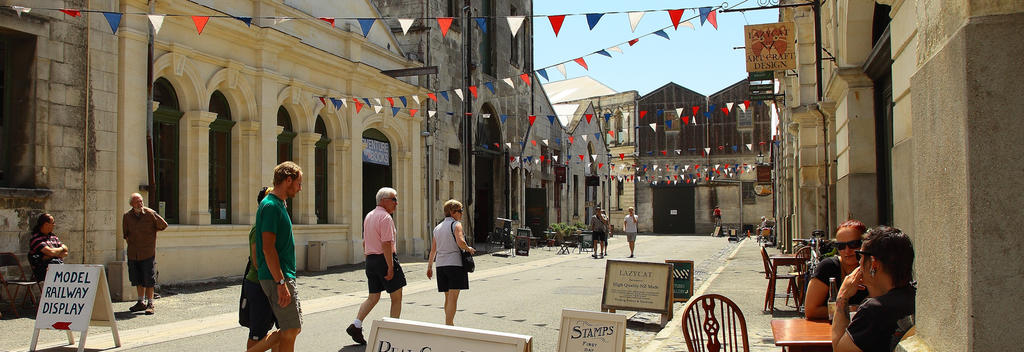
[600, 260, 674, 327]
[665, 260, 695, 303]
[366, 317, 532, 352]
[557, 309, 627, 352]
[30, 264, 121, 352]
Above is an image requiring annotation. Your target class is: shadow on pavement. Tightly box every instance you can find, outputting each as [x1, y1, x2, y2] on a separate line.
[338, 344, 367, 352]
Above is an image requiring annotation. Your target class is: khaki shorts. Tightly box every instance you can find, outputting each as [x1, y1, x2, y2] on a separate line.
[626, 232, 637, 242]
[259, 279, 302, 330]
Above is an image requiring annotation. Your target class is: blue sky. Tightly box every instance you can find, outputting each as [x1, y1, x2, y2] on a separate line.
[533, 1, 779, 96]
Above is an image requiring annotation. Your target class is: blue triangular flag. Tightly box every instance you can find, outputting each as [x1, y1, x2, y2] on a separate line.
[657, 109, 664, 116]
[526, 156, 533, 162]
[586, 13, 604, 30]
[475, 18, 487, 33]
[500, 115, 508, 123]
[103, 12, 122, 34]
[235, 16, 252, 27]
[484, 82, 495, 94]
[548, 115, 555, 124]
[398, 96, 407, 107]
[704, 111, 711, 118]
[596, 49, 611, 58]
[653, 29, 669, 40]
[699, 7, 712, 26]
[363, 98, 372, 106]
[519, 142, 525, 147]
[537, 69, 549, 81]
[555, 138, 561, 145]
[594, 133, 601, 139]
[329, 98, 343, 110]
[604, 114, 611, 123]
[358, 18, 375, 37]
[440, 91, 449, 101]
[391, 107, 401, 117]
[710, 104, 717, 112]
[666, 120, 673, 129]
[446, 112, 454, 116]
[732, 145, 739, 152]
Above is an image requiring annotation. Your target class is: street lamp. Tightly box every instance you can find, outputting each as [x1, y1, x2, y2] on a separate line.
[756, 152, 765, 165]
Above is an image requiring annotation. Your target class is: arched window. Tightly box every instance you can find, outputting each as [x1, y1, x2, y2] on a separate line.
[276, 107, 295, 218]
[152, 78, 183, 223]
[314, 116, 331, 224]
[208, 90, 235, 224]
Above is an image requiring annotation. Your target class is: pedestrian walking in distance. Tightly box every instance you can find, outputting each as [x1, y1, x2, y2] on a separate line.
[427, 200, 476, 325]
[712, 206, 722, 228]
[254, 162, 304, 352]
[347, 187, 408, 345]
[590, 207, 610, 258]
[123, 193, 168, 315]
[623, 207, 639, 258]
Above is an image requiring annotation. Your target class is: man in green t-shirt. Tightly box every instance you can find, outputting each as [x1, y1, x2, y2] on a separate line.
[254, 161, 303, 352]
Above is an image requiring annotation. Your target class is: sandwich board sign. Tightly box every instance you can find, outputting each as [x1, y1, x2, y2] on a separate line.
[600, 260, 674, 326]
[30, 264, 120, 352]
[665, 260, 695, 303]
[557, 309, 627, 352]
[366, 317, 532, 352]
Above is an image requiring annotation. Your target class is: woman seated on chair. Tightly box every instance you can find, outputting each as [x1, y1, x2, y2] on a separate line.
[28, 213, 68, 281]
[832, 226, 915, 352]
[804, 219, 869, 319]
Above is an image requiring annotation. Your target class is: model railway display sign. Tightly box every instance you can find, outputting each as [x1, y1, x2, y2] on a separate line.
[30, 264, 120, 352]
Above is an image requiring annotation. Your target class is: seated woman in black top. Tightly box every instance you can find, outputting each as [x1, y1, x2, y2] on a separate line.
[804, 219, 870, 319]
[832, 226, 915, 352]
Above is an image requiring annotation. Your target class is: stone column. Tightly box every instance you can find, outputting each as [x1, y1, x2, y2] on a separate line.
[349, 130, 366, 263]
[394, 150, 412, 254]
[179, 111, 217, 225]
[235, 120, 261, 224]
[291, 132, 320, 224]
[830, 70, 878, 226]
[793, 110, 827, 238]
[332, 140, 350, 225]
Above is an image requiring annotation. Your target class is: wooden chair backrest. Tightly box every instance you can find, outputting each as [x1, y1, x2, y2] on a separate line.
[681, 294, 750, 352]
[759, 246, 773, 279]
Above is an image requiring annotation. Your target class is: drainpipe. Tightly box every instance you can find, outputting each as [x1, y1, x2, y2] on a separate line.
[82, 0, 92, 264]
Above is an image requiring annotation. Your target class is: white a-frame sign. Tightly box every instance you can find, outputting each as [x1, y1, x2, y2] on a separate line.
[30, 264, 121, 352]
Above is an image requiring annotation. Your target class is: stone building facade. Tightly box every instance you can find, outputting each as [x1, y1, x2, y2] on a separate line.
[635, 81, 773, 234]
[773, 0, 1024, 350]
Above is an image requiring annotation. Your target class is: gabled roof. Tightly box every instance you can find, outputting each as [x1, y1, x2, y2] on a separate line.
[542, 76, 617, 104]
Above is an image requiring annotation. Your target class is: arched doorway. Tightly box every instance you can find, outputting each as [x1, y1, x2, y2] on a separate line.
[362, 128, 393, 216]
[472, 104, 506, 243]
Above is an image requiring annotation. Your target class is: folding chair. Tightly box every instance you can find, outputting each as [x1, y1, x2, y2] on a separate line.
[0, 252, 43, 316]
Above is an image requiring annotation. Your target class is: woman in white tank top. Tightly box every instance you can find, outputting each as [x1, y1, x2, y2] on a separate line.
[427, 200, 475, 325]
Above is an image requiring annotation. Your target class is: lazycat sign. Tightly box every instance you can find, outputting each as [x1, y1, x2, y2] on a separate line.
[744, 22, 797, 72]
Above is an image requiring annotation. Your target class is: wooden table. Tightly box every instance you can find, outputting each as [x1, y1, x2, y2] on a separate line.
[771, 318, 833, 352]
[770, 254, 805, 272]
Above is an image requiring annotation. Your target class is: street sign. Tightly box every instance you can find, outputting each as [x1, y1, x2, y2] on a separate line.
[366, 318, 533, 352]
[557, 309, 627, 352]
[31, 264, 121, 352]
[600, 260, 674, 326]
[749, 71, 776, 101]
[665, 260, 695, 303]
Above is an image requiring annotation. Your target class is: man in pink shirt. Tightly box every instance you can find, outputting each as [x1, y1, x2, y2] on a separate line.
[346, 187, 406, 345]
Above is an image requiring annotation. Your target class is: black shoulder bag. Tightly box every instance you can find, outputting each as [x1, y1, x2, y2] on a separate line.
[451, 221, 475, 273]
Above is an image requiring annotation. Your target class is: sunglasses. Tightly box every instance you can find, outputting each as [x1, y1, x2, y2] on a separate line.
[834, 239, 862, 250]
[453, 209, 463, 214]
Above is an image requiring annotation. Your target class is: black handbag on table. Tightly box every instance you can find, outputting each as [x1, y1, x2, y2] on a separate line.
[451, 221, 475, 273]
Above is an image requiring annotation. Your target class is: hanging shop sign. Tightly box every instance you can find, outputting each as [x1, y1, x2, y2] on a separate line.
[362, 138, 391, 166]
[744, 22, 797, 72]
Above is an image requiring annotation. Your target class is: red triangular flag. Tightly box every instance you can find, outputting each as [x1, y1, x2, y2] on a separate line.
[427, 93, 437, 102]
[540, 155, 545, 162]
[318, 97, 326, 105]
[619, 153, 625, 160]
[743, 100, 751, 109]
[722, 107, 730, 115]
[707, 10, 718, 30]
[579, 155, 585, 161]
[531, 140, 537, 146]
[528, 115, 536, 126]
[353, 98, 364, 113]
[569, 136, 574, 144]
[692, 106, 700, 116]
[510, 156, 516, 162]
[628, 38, 639, 46]
[319, 17, 335, 27]
[639, 111, 648, 119]
[386, 97, 394, 106]
[599, 163, 604, 169]
[682, 116, 690, 124]
[574, 57, 588, 70]
[519, 73, 531, 86]
[548, 15, 566, 36]
[437, 18, 454, 37]
[668, 9, 685, 29]
[60, 9, 81, 17]
[468, 86, 478, 98]
[192, 16, 210, 35]
[408, 109, 418, 116]
[585, 114, 593, 123]
[608, 130, 615, 136]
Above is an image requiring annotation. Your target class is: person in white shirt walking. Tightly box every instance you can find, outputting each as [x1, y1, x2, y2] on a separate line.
[623, 207, 639, 258]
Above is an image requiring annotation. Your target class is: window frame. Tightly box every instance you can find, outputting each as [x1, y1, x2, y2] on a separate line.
[314, 116, 331, 224]
[208, 91, 235, 224]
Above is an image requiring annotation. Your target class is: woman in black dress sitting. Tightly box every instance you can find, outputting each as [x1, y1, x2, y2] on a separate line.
[832, 226, 915, 352]
[804, 219, 870, 319]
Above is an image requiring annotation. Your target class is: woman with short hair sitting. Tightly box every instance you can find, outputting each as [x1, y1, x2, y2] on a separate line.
[804, 219, 870, 320]
[832, 226, 915, 352]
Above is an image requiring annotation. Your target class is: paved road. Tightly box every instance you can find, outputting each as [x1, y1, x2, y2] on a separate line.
[13, 234, 737, 352]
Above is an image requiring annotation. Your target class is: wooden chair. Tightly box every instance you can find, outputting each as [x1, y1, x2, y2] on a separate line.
[681, 294, 750, 352]
[760, 246, 798, 312]
[791, 246, 812, 306]
[0, 252, 43, 316]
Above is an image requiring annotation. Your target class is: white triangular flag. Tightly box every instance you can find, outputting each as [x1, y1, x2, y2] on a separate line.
[739, 103, 747, 113]
[675, 149, 682, 155]
[428, 110, 436, 118]
[535, 159, 540, 165]
[556, 64, 567, 78]
[374, 98, 382, 106]
[654, 165, 659, 171]
[591, 154, 597, 161]
[148, 15, 165, 35]
[627, 12, 645, 32]
[582, 135, 588, 141]
[454, 89, 463, 101]
[692, 116, 697, 125]
[273, 17, 292, 25]
[412, 95, 420, 105]
[505, 143, 512, 149]
[714, 164, 720, 170]
[398, 18, 415, 35]
[542, 139, 549, 145]
[553, 155, 559, 162]
[608, 46, 622, 54]
[340, 99, 347, 107]
[675, 108, 683, 117]
[373, 105, 383, 114]
[507, 16, 525, 38]
[502, 78, 515, 88]
[12, 6, 30, 17]
[680, 20, 694, 30]
[746, 143, 752, 151]
[726, 102, 734, 113]
[704, 147, 711, 154]
[649, 123, 656, 131]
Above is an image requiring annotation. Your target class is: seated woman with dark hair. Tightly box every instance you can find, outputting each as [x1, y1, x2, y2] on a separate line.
[804, 219, 869, 319]
[832, 226, 916, 352]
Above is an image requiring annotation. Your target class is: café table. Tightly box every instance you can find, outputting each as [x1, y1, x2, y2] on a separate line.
[771, 318, 833, 352]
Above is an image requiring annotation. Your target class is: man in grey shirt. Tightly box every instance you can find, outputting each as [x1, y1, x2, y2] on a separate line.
[590, 207, 610, 258]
